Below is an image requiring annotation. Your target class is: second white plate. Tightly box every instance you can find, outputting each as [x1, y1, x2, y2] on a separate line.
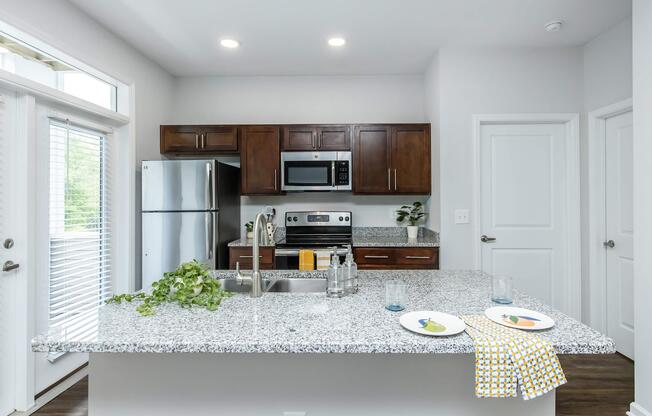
[399, 311, 466, 337]
[485, 306, 555, 330]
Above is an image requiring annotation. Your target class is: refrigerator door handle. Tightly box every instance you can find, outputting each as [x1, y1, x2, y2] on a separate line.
[205, 212, 214, 260]
[205, 162, 214, 210]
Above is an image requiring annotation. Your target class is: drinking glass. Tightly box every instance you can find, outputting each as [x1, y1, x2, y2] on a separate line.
[491, 275, 513, 304]
[385, 279, 407, 311]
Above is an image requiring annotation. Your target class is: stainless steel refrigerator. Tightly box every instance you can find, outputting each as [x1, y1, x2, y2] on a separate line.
[141, 160, 240, 288]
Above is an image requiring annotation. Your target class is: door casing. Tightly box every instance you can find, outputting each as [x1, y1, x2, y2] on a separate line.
[587, 99, 634, 334]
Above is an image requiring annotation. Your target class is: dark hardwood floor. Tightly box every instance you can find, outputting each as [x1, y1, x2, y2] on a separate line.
[32, 354, 633, 415]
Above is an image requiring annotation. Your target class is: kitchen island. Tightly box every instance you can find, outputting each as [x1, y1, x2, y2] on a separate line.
[33, 270, 613, 416]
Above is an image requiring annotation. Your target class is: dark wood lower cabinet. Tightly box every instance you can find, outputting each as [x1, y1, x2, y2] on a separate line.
[229, 247, 275, 270]
[354, 247, 439, 269]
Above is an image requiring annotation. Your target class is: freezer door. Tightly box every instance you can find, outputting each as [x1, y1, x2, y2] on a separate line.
[142, 211, 218, 289]
[142, 160, 216, 211]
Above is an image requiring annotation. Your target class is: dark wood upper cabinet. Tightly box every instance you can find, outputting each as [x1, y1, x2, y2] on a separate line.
[390, 125, 431, 194]
[317, 125, 350, 150]
[202, 126, 238, 152]
[240, 126, 281, 195]
[353, 125, 391, 193]
[282, 125, 317, 150]
[282, 125, 351, 151]
[161, 125, 238, 154]
[353, 124, 430, 195]
[160, 125, 201, 153]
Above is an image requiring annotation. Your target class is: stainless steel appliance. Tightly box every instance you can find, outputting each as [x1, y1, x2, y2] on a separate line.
[141, 160, 240, 288]
[280, 151, 351, 191]
[275, 211, 352, 269]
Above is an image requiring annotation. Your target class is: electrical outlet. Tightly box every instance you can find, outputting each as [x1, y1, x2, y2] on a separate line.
[454, 209, 470, 224]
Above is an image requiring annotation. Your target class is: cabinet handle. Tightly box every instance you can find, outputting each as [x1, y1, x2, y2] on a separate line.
[387, 168, 391, 190]
[364, 255, 390, 259]
[274, 169, 278, 191]
[239, 255, 263, 259]
[318, 134, 322, 149]
[195, 134, 199, 148]
[202, 133, 206, 149]
[394, 169, 397, 191]
[312, 132, 316, 148]
[405, 256, 430, 260]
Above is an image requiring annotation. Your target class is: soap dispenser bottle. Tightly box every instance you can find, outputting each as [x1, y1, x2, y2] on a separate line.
[327, 247, 344, 298]
[344, 245, 358, 294]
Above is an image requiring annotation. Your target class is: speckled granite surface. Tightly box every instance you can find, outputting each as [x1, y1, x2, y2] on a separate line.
[32, 270, 613, 355]
[228, 227, 439, 248]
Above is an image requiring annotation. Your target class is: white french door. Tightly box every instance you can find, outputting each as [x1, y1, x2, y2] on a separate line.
[0, 88, 19, 415]
[479, 121, 579, 317]
[605, 111, 635, 359]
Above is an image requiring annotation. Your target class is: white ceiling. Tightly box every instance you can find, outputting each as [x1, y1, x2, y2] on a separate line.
[69, 0, 631, 77]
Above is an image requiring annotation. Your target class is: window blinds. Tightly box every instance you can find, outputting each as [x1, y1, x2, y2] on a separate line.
[48, 120, 112, 340]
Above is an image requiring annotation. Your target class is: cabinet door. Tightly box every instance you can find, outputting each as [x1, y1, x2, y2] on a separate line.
[317, 125, 350, 151]
[229, 247, 275, 270]
[282, 125, 317, 151]
[391, 125, 431, 194]
[202, 126, 238, 152]
[241, 126, 280, 195]
[160, 125, 200, 153]
[353, 125, 391, 194]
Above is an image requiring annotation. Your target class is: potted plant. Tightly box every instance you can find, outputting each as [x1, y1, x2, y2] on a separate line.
[396, 202, 426, 239]
[245, 221, 254, 239]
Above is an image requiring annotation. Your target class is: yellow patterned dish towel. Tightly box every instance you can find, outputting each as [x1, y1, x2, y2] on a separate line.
[461, 315, 567, 400]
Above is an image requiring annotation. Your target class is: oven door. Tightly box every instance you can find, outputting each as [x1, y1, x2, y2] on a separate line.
[281, 152, 336, 191]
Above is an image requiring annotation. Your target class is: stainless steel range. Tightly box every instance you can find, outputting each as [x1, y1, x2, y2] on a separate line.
[275, 211, 352, 268]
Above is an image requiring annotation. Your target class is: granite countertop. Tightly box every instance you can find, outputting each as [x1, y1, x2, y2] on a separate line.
[228, 227, 440, 248]
[32, 270, 613, 355]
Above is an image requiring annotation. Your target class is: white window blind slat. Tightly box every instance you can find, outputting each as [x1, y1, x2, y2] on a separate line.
[48, 120, 112, 335]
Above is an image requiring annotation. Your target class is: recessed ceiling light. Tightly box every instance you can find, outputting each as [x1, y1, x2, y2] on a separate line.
[328, 37, 346, 47]
[544, 20, 563, 32]
[220, 39, 240, 48]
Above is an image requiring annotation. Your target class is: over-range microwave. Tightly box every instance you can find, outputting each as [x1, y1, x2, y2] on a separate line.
[281, 151, 352, 191]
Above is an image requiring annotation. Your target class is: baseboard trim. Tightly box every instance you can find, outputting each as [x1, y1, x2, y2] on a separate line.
[11, 365, 88, 416]
[628, 402, 652, 416]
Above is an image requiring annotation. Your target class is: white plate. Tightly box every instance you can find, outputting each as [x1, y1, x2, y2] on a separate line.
[399, 311, 466, 337]
[485, 306, 555, 330]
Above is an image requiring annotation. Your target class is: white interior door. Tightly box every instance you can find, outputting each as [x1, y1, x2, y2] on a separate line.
[480, 123, 575, 315]
[0, 89, 18, 415]
[605, 111, 634, 359]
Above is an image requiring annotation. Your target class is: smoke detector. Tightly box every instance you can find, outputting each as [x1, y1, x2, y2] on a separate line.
[545, 20, 563, 32]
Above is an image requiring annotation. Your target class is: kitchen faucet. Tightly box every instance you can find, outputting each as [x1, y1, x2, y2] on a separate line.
[236, 212, 270, 297]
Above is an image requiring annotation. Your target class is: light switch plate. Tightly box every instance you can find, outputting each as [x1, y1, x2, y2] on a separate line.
[454, 209, 470, 224]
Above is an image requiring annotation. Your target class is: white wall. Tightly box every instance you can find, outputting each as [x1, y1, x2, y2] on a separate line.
[435, 47, 583, 269]
[423, 53, 440, 233]
[170, 75, 430, 232]
[632, 2, 652, 414]
[583, 18, 633, 112]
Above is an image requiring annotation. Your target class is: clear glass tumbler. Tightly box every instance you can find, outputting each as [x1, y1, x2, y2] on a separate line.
[491, 275, 513, 304]
[385, 279, 407, 312]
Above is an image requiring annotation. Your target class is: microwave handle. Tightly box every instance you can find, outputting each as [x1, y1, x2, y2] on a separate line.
[331, 161, 336, 187]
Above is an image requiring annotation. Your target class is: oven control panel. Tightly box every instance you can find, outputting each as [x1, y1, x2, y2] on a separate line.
[285, 211, 352, 227]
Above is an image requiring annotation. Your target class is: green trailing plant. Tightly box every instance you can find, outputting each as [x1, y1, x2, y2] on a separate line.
[395, 201, 427, 226]
[245, 221, 254, 233]
[107, 260, 232, 316]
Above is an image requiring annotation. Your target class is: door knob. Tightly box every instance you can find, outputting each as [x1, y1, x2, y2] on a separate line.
[2, 260, 19, 272]
[480, 235, 497, 243]
[3, 238, 14, 249]
[603, 240, 615, 248]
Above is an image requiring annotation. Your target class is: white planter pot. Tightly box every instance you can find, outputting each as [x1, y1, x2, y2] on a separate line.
[407, 226, 419, 239]
[246, 231, 253, 239]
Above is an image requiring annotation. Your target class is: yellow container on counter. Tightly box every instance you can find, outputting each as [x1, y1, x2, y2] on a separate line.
[299, 249, 315, 271]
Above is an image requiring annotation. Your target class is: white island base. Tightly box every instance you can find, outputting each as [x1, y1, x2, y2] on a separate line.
[89, 353, 554, 415]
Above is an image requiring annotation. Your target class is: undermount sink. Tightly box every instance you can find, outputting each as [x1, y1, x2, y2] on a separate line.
[219, 278, 327, 294]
